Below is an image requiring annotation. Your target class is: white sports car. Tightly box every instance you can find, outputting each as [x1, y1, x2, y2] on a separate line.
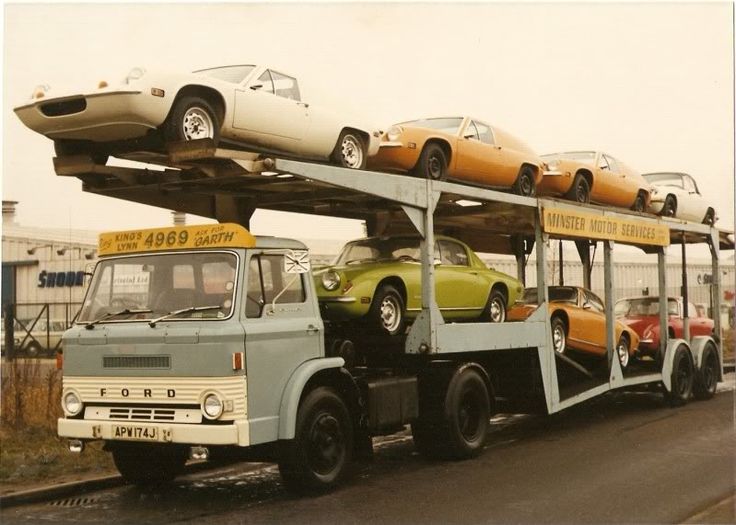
[642, 172, 716, 225]
[14, 64, 380, 168]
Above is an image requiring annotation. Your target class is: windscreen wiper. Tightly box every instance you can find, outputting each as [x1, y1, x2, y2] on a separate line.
[148, 305, 222, 327]
[84, 308, 152, 330]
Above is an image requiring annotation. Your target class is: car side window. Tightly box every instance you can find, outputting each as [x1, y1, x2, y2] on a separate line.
[586, 291, 605, 313]
[683, 176, 697, 193]
[473, 121, 494, 145]
[271, 71, 300, 101]
[438, 240, 469, 266]
[463, 121, 480, 141]
[603, 155, 619, 173]
[257, 70, 275, 94]
[597, 155, 610, 171]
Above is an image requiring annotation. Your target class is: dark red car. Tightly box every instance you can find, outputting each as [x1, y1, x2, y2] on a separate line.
[614, 296, 714, 356]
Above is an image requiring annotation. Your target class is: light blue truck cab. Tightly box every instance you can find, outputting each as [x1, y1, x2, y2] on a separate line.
[59, 223, 388, 491]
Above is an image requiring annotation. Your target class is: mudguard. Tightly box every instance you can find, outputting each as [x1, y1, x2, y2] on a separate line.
[277, 357, 345, 440]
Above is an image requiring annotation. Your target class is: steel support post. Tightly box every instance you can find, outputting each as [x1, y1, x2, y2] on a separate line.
[658, 248, 668, 361]
[681, 235, 690, 341]
[709, 230, 722, 368]
[535, 213, 548, 305]
[603, 240, 615, 369]
[511, 234, 526, 285]
[575, 240, 593, 291]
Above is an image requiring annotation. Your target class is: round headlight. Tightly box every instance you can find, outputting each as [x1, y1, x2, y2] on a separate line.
[203, 393, 223, 419]
[322, 270, 341, 291]
[63, 391, 82, 416]
[125, 67, 146, 83]
[386, 125, 402, 141]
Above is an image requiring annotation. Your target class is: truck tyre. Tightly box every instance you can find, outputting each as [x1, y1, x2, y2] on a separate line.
[414, 143, 447, 181]
[693, 343, 719, 400]
[331, 130, 367, 169]
[512, 166, 536, 197]
[111, 443, 188, 486]
[163, 96, 220, 145]
[482, 289, 507, 323]
[54, 139, 109, 165]
[369, 284, 406, 336]
[566, 174, 590, 204]
[666, 344, 694, 407]
[278, 386, 353, 493]
[413, 366, 491, 460]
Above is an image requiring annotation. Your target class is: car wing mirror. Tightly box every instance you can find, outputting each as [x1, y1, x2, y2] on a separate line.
[583, 302, 592, 310]
[250, 83, 263, 91]
[434, 258, 442, 266]
[462, 132, 476, 140]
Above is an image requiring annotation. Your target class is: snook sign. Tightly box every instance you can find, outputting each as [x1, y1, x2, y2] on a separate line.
[542, 207, 670, 247]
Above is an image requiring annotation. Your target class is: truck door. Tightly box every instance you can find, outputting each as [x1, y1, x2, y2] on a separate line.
[242, 251, 323, 445]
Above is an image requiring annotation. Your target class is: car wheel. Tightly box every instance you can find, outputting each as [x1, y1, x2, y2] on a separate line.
[482, 289, 507, 323]
[54, 139, 109, 165]
[661, 195, 677, 217]
[25, 342, 42, 358]
[512, 166, 536, 197]
[369, 285, 406, 336]
[693, 343, 719, 400]
[631, 193, 646, 213]
[331, 130, 367, 169]
[550, 316, 567, 354]
[616, 335, 630, 369]
[666, 344, 694, 407]
[163, 96, 220, 145]
[566, 174, 590, 204]
[278, 387, 353, 493]
[702, 208, 715, 226]
[413, 143, 447, 181]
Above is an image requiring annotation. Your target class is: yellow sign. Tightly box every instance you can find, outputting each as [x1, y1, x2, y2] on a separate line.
[98, 223, 256, 256]
[542, 207, 670, 246]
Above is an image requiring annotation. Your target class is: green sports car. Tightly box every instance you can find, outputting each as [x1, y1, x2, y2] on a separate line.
[314, 235, 524, 336]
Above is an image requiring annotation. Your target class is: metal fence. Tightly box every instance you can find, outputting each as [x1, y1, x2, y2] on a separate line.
[2, 302, 82, 359]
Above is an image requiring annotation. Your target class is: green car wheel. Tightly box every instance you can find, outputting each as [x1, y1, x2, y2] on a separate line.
[370, 285, 406, 336]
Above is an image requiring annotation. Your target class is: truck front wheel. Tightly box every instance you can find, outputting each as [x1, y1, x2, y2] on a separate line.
[111, 442, 188, 486]
[278, 386, 353, 493]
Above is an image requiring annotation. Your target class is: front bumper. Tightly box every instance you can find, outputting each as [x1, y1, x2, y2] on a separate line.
[14, 89, 170, 142]
[58, 418, 250, 447]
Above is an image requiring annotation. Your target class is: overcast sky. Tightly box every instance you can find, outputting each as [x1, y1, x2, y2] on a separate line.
[3, 3, 734, 255]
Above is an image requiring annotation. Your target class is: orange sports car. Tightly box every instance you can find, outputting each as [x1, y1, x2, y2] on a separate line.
[539, 151, 651, 212]
[507, 286, 639, 369]
[368, 116, 544, 196]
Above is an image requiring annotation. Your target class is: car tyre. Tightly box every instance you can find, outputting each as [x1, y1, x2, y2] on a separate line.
[163, 96, 220, 145]
[369, 284, 406, 336]
[661, 195, 677, 217]
[278, 387, 353, 493]
[482, 289, 507, 323]
[550, 316, 567, 354]
[414, 143, 447, 181]
[616, 335, 630, 370]
[666, 344, 694, 407]
[693, 343, 719, 400]
[566, 174, 590, 204]
[512, 166, 536, 197]
[631, 192, 646, 213]
[111, 443, 188, 486]
[54, 139, 109, 165]
[331, 130, 367, 169]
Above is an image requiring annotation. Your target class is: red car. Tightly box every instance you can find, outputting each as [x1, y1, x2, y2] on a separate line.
[615, 296, 714, 356]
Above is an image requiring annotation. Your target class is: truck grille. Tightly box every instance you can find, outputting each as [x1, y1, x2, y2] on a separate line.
[103, 355, 171, 369]
[84, 406, 202, 424]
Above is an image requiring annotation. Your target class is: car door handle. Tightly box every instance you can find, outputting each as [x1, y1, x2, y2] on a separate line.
[306, 324, 320, 334]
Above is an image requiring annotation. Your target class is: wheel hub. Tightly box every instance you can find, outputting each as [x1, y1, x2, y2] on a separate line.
[182, 107, 213, 140]
[380, 297, 400, 332]
[341, 136, 363, 168]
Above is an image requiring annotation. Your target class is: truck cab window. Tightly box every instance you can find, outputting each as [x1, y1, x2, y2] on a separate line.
[247, 254, 306, 318]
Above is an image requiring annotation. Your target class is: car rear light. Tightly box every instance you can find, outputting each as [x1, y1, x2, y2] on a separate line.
[232, 352, 244, 370]
[56, 351, 63, 370]
[98, 81, 108, 89]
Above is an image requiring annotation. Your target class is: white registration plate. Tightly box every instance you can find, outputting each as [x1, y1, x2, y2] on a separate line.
[112, 424, 160, 442]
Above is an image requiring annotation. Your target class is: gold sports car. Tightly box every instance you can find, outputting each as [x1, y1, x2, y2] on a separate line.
[368, 116, 545, 196]
[507, 286, 639, 369]
[539, 151, 651, 212]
